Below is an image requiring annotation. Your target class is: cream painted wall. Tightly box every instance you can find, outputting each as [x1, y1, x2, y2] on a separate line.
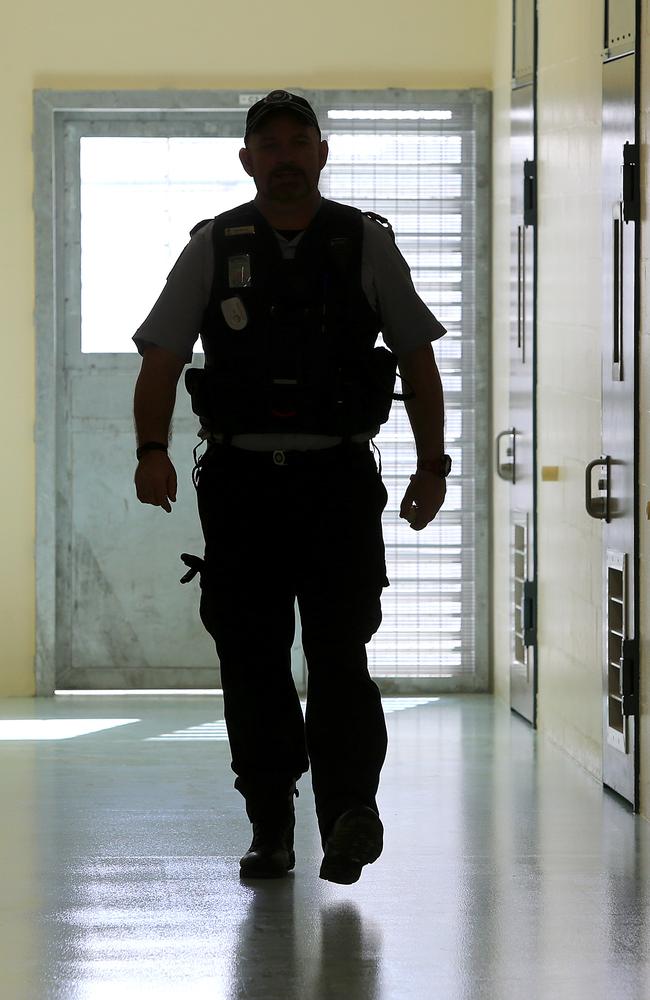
[1, 0, 495, 695]
[534, 0, 604, 777]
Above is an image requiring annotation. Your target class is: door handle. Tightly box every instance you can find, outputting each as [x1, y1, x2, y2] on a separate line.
[521, 225, 526, 364]
[523, 579, 536, 646]
[585, 456, 611, 521]
[613, 205, 623, 382]
[496, 428, 516, 483]
[517, 225, 522, 351]
[622, 142, 638, 223]
[523, 159, 536, 227]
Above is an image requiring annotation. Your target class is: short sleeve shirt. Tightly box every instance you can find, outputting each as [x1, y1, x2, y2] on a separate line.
[132, 203, 446, 363]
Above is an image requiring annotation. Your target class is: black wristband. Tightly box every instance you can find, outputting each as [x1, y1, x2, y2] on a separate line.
[136, 441, 168, 461]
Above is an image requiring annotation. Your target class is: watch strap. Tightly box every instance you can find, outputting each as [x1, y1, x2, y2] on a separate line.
[136, 441, 168, 461]
[417, 455, 452, 478]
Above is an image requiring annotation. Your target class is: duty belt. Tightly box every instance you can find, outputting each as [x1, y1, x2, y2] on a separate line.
[204, 439, 370, 467]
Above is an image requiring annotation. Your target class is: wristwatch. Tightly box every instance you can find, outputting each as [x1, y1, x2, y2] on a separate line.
[417, 455, 452, 478]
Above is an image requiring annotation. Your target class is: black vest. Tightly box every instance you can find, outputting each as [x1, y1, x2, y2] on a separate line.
[185, 198, 397, 437]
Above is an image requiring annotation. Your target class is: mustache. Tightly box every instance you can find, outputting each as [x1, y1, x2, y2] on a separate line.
[271, 167, 305, 178]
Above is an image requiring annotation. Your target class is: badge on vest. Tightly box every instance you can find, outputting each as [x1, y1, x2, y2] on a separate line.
[220, 296, 248, 331]
[228, 253, 252, 288]
[225, 226, 256, 237]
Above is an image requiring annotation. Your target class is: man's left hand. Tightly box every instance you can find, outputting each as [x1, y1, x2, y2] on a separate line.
[399, 472, 447, 531]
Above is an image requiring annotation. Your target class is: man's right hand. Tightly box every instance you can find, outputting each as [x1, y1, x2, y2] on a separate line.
[135, 451, 178, 513]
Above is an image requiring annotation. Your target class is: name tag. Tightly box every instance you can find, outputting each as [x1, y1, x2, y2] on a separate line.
[225, 225, 256, 237]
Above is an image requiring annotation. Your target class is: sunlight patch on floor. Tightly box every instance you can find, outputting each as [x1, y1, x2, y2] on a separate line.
[0, 720, 139, 740]
[147, 698, 440, 741]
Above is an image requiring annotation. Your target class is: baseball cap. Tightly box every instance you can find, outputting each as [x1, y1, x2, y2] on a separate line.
[245, 90, 321, 140]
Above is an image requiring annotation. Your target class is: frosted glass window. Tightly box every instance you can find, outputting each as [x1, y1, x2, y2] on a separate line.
[80, 138, 255, 353]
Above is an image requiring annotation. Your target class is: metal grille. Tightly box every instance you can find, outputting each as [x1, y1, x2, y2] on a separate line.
[512, 518, 528, 670]
[606, 553, 627, 752]
[315, 92, 489, 681]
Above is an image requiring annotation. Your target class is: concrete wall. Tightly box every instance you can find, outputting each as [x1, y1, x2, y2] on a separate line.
[0, 0, 495, 696]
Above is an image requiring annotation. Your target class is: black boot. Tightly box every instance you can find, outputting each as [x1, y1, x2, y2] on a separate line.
[319, 806, 384, 885]
[238, 778, 299, 879]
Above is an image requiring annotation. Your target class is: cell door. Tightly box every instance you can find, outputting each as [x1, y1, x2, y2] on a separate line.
[496, 0, 537, 726]
[585, 2, 639, 807]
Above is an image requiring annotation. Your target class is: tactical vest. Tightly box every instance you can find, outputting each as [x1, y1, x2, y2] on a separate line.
[184, 198, 398, 438]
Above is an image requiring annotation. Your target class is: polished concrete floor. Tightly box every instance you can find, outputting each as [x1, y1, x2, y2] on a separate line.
[1, 692, 649, 1000]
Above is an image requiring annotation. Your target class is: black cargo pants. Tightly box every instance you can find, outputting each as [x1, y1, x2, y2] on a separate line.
[194, 440, 389, 847]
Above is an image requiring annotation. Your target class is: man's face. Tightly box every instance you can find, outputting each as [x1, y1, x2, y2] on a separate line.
[239, 113, 329, 205]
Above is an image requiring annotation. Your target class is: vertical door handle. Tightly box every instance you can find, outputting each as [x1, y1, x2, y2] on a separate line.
[622, 142, 638, 223]
[523, 579, 536, 646]
[585, 456, 611, 521]
[520, 159, 535, 365]
[517, 225, 522, 351]
[496, 428, 516, 483]
[521, 223, 526, 364]
[523, 159, 536, 226]
[612, 205, 623, 381]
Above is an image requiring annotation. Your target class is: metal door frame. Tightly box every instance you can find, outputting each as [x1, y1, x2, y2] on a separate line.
[33, 88, 491, 696]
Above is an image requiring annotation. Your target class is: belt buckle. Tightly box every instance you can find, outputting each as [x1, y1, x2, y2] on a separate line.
[272, 449, 287, 466]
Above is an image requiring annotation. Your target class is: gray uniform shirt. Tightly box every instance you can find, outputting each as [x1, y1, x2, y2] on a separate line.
[133, 202, 446, 451]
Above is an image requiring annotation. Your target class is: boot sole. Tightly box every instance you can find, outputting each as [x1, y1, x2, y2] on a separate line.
[319, 807, 383, 884]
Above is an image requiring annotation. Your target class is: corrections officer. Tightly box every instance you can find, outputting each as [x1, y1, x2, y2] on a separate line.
[133, 91, 450, 884]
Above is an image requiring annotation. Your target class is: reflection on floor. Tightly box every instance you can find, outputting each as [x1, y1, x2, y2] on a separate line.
[0, 693, 648, 1000]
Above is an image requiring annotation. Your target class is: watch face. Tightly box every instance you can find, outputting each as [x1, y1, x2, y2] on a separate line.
[442, 454, 452, 477]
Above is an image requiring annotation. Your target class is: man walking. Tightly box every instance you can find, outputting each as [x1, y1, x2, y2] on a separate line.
[133, 90, 449, 884]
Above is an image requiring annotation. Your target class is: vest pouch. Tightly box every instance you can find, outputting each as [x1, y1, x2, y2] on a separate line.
[185, 368, 215, 421]
[368, 346, 399, 422]
[339, 347, 398, 430]
[184, 366, 267, 432]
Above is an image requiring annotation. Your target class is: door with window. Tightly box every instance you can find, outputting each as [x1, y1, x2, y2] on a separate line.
[496, 0, 538, 725]
[584, 2, 639, 807]
[35, 89, 489, 693]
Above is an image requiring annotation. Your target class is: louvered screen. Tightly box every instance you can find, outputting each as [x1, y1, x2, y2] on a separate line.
[315, 93, 488, 681]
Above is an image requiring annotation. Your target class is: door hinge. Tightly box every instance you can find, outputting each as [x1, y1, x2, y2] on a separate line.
[620, 638, 637, 716]
[623, 142, 638, 223]
[523, 159, 536, 227]
[523, 579, 536, 646]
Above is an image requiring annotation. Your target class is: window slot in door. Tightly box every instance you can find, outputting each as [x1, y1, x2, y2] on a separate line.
[606, 554, 629, 753]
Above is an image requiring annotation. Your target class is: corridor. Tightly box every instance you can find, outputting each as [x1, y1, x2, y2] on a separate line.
[1, 693, 648, 999]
